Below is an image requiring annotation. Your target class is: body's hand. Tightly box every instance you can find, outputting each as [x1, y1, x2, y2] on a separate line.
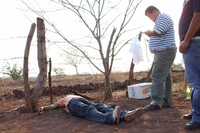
[38, 104, 59, 115]
[179, 40, 190, 53]
[38, 107, 45, 115]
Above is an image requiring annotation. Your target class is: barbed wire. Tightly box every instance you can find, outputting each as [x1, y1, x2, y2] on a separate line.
[0, 36, 27, 41]
[0, 57, 23, 61]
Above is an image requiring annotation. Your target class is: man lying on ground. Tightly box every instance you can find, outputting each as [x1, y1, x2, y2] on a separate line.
[39, 94, 144, 125]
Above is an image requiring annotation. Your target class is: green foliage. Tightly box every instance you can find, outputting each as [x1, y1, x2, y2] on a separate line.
[172, 64, 184, 71]
[53, 68, 65, 76]
[185, 85, 192, 100]
[3, 63, 22, 80]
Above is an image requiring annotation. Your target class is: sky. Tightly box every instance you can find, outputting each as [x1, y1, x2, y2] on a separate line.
[0, 0, 184, 76]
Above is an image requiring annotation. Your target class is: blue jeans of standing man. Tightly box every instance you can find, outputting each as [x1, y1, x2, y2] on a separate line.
[183, 39, 200, 123]
[151, 48, 177, 106]
[67, 98, 127, 124]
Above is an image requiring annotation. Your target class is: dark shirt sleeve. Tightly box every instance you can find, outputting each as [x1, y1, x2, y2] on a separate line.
[193, 0, 200, 12]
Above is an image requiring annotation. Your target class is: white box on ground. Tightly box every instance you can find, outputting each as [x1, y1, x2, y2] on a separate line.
[127, 82, 152, 99]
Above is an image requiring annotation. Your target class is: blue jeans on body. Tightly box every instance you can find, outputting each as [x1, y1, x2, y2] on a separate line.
[67, 98, 127, 124]
[183, 39, 200, 123]
[151, 48, 177, 105]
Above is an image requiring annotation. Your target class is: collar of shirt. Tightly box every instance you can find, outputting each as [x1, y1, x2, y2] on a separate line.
[183, 0, 189, 6]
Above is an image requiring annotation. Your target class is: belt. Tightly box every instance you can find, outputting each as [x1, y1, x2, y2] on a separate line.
[67, 98, 87, 109]
[192, 36, 200, 40]
[151, 47, 177, 53]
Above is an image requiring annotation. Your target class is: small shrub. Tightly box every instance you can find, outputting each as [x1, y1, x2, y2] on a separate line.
[185, 85, 192, 100]
[53, 68, 65, 76]
[3, 63, 22, 80]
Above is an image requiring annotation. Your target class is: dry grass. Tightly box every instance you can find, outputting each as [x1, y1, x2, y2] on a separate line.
[0, 72, 129, 95]
[0, 71, 185, 96]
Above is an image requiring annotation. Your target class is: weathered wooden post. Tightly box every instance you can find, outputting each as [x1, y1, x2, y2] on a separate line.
[23, 23, 36, 112]
[30, 17, 47, 111]
[48, 58, 53, 104]
[128, 59, 135, 85]
[145, 63, 153, 81]
[23, 17, 47, 112]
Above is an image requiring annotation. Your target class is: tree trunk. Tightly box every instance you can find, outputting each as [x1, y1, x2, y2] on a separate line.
[145, 62, 153, 81]
[30, 17, 47, 112]
[48, 58, 53, 104]
[104, 72, 112, 100]
[74, 65, 79, 75]
[128, 59, 135, 85]
[23, 23, 36, 112]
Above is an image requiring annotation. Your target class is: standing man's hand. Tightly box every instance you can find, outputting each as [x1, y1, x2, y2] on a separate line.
[144, 30, 152, 37]
[144, 30, 161, 37]
[179, 40, 190, 53]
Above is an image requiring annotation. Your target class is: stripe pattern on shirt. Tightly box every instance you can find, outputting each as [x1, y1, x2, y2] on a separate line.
[149, 13, 176, 53]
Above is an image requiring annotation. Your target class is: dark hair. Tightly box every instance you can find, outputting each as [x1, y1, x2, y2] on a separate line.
[145, 6, 159, 15]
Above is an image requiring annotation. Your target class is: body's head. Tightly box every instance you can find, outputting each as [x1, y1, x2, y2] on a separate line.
[145, 6, 160, 22]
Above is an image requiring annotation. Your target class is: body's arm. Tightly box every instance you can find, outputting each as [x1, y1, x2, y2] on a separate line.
[179, 12, 200, 53]
[39, 103, 59, 113]
[39, 97, 68, 113]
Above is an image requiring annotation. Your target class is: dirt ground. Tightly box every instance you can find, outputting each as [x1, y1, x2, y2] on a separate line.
[0, 90, 198, 133]
[0, 72, 199, 133]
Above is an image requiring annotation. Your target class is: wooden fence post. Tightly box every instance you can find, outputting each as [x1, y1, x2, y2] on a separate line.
[30, 17, 47, 111]
[48, 58, 53, 104]
[23, 23, 36, 112]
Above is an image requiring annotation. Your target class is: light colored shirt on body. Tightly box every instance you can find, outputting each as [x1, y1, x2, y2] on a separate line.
[64, 95, 83, 106]
[56, 94, 83, 110]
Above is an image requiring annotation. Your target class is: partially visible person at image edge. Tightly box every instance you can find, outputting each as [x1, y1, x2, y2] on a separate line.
[179, 0, 200, 130]
[143, 6, 177, 111]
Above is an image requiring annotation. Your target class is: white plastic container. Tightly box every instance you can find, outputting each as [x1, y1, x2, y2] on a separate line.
[127, 82, 152, 99]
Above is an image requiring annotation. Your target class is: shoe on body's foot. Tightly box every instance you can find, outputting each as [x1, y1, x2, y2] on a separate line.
[183, 112, 192, 120]
[144, 103, 161, 111]
[185, 121, 200, 130]
[124, 108, 144, 122]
